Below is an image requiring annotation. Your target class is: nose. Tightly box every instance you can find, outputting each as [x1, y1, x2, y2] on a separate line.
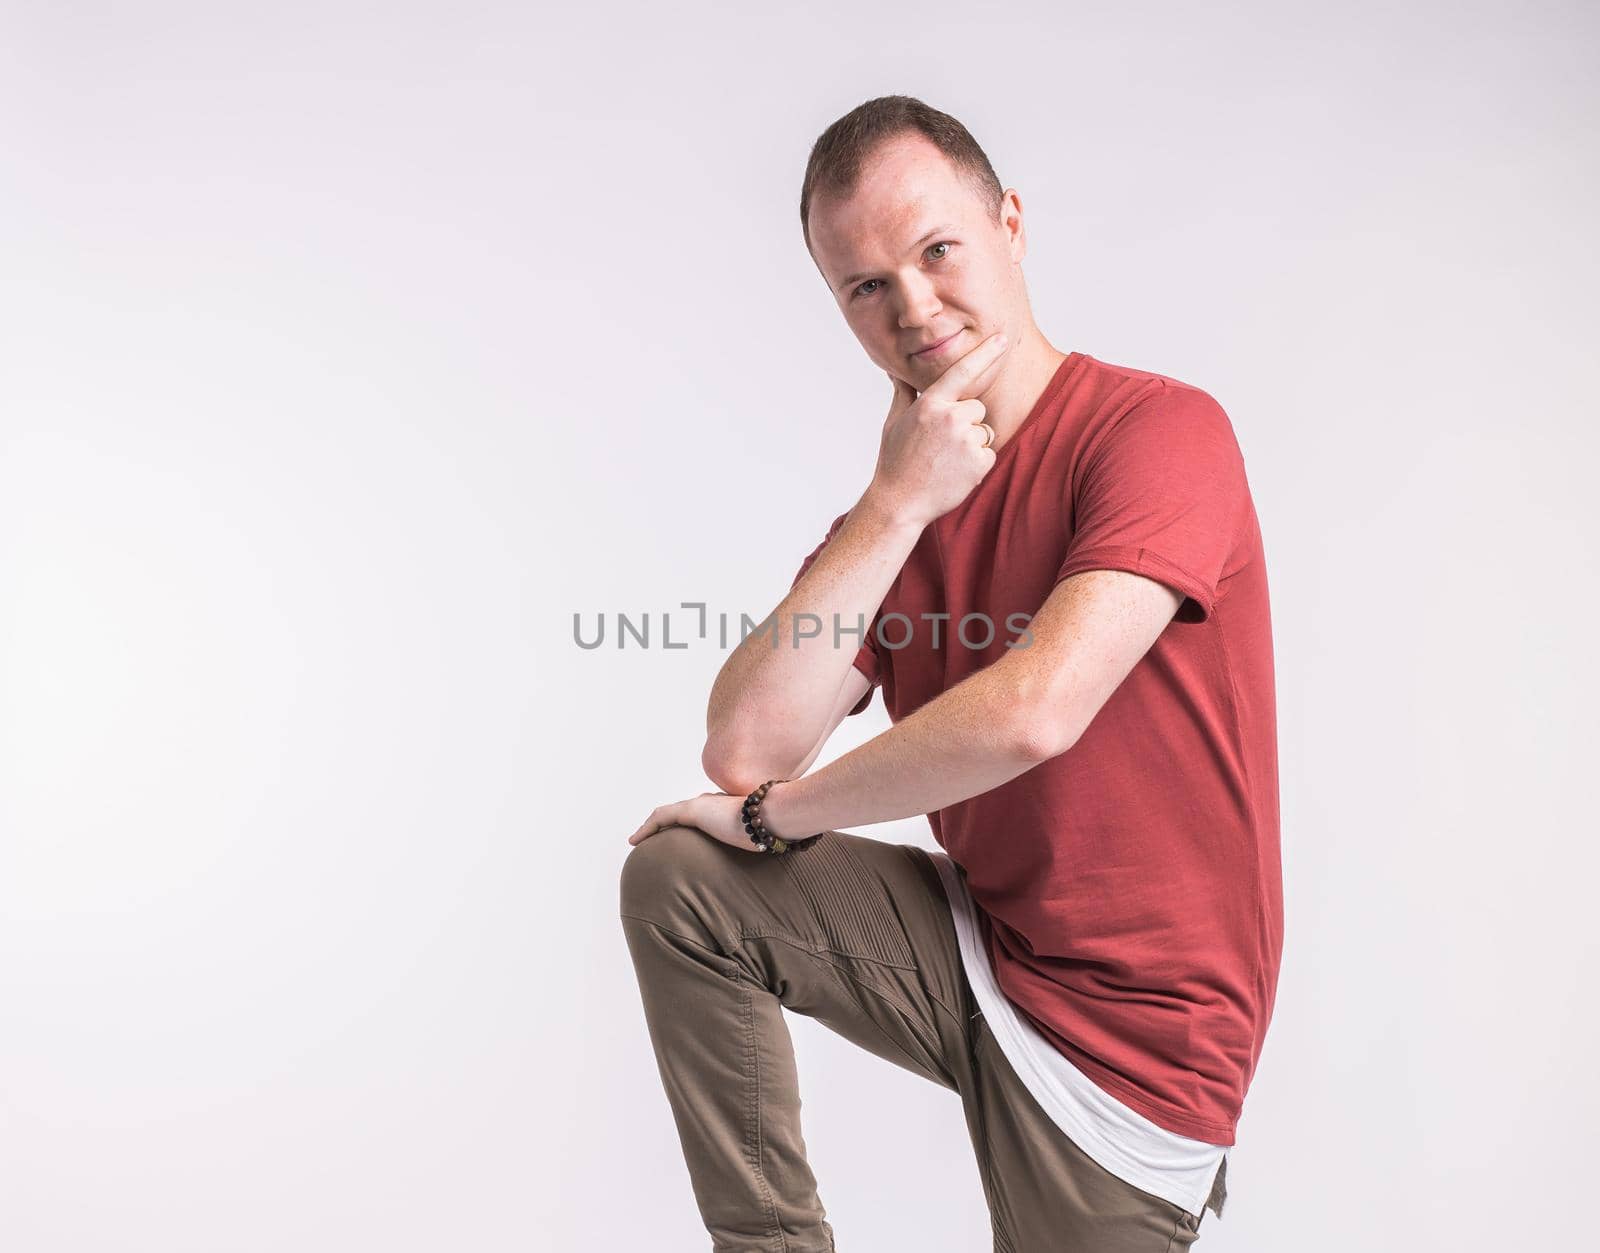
[895, 272, 943, 331]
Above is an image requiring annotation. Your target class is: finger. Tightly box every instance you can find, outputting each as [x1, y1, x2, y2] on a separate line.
[949, 396, 987, 423]
[922, 331, 1010, 403]
[628, 804, 673, 846]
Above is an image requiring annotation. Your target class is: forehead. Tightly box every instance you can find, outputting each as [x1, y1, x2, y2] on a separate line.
[809, 136, 988, 285]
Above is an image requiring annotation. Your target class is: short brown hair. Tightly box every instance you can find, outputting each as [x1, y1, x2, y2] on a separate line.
[799, 95, 1005, 254]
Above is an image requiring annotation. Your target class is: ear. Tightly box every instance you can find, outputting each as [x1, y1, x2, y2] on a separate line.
[1001, 188, 1027, 264]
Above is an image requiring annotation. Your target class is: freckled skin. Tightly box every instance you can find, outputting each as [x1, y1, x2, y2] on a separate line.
[805, 132, 1068, 453]
[633, 130, 1181, 852]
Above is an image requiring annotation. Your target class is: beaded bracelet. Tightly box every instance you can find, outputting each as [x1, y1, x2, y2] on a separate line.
[741, 779, 823, 855]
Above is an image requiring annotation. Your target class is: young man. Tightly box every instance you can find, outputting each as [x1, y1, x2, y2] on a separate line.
[620, 95, 1281, 1252]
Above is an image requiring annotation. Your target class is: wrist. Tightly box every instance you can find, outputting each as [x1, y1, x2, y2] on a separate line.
[858, 484, 927, 537]
[760, 779, 799, 841]
[743, 777, 822, 854]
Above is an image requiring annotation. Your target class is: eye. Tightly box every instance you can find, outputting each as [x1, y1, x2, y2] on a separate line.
[850, 243, 954, 300]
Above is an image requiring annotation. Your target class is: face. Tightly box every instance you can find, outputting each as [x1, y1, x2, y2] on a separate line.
[808, 134, 1027, 386]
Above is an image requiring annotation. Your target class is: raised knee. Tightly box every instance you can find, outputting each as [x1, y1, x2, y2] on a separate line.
[618, 824, 719, 919]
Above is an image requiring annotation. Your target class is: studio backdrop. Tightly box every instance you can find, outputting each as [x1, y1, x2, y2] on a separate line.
[2, 3, 1595, 1251]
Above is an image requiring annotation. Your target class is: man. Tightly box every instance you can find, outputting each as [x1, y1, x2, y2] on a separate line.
[619, 94, 1281, 1252]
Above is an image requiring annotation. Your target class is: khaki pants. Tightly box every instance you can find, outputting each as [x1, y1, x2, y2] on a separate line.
[619, 825, 1225, 1252]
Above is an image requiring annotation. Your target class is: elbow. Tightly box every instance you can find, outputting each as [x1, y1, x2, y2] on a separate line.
[701, 738, 774, 798]
[1010, 719, 1070, 765]
[1004, 687, 1081, 764]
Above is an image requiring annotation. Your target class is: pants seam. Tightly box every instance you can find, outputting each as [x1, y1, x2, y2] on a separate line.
[739, 925, 966, 1032]
[740, 924, 919, 970]
[737, 965, 787, 1252]
[618, 915, 959, 1044]
[969, 1023, 1013, 1251]
[738, 930, 953, 1070]
[620, 911, 736, 960]
[618, 913, 805, 1249]
[802, 944, 954, 1086]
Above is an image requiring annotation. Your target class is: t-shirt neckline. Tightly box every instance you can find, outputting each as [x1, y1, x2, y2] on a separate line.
[987, 350, 1085, 467]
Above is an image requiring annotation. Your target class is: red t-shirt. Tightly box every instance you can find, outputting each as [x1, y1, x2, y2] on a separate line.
[790, 351, 1282, 1144]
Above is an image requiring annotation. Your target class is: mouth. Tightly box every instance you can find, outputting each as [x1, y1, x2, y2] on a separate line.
[911, 330, 963, 359]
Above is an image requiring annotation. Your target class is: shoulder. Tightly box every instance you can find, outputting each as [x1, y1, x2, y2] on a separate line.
[1092, 354, 1231, 419]
[1081, 369, 1238, 467]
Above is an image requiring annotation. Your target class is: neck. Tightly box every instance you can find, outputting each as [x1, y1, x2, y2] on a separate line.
[978, 328, 1070, 453]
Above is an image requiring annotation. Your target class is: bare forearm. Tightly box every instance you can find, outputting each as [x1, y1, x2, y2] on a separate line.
[704, 487, 922, 779]
[758, 659, 1054, 837]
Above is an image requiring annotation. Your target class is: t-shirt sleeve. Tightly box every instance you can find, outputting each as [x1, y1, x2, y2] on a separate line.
[790, 510, 882, 716]
[1055, 381, 1249, 624]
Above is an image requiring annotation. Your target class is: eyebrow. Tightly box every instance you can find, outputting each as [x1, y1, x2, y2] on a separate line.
[834, 224, 958, 293]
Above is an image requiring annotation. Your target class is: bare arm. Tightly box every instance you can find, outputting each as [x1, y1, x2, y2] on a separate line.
[701, 491, 917, 795]
[758, 569, 1184, 838]
[785, 665, 874, 780]
[702, 331, 1014, 796]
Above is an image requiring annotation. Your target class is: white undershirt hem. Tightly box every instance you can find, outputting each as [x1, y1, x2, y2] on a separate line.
[928, 850, 1226, 1219]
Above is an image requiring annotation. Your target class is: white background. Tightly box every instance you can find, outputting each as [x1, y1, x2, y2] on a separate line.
[2, 3, 1595, 1250]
